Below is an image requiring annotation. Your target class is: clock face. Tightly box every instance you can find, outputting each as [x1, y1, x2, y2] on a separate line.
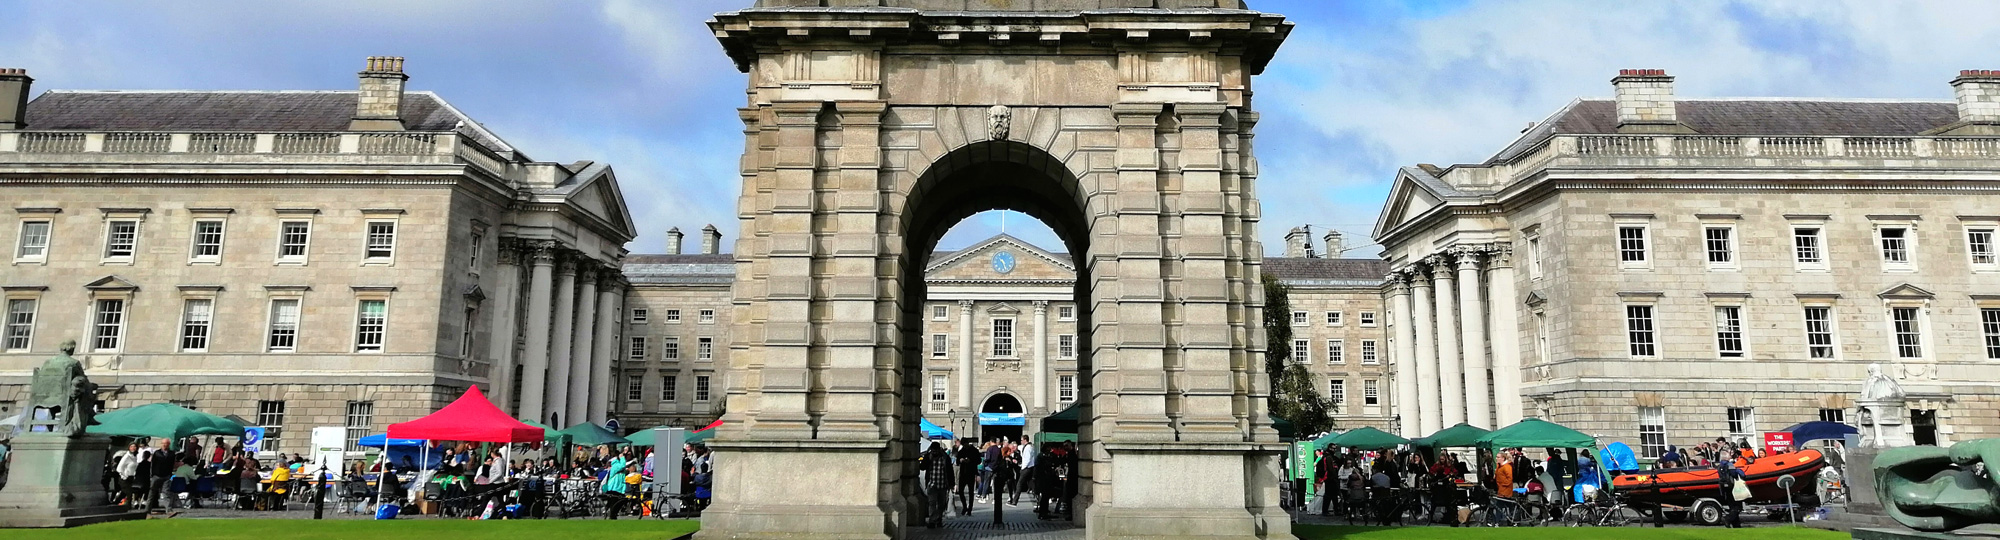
[992, 251, 1017, 274]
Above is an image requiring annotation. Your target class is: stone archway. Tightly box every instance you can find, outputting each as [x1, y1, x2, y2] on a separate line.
[702, 3, 1292, 539]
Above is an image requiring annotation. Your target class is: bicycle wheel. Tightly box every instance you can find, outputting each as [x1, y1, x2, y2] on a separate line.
[1608, 505, 1644, 526]
[1466, 506, 1491, 527]
[1560, 505, 1592, 527]
[1514, 502, 1544, 526]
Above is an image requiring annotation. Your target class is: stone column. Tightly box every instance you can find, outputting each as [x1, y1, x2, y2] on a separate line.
[518, 242, 558, 424]
[1456, 249, 1491, 428]
[958, 299, 975, 411]
[1033, 300, 1050, 411]
[589, 275, 622, 424]
[544, 256, 578, 426]
[486, 241, 523, 413]
[1410, 264, 1441, 435]
[567, 266, 600, 424]
[1389, 271, 1419, 437]
[1430, 254, 1465, 428]
[1486, 246, 1525, 426]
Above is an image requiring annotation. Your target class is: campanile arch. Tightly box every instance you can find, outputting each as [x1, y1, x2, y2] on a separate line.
[702, 2, 1292, 539]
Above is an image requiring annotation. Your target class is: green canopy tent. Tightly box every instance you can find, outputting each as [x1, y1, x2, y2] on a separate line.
[559, 422, 631, 447]
[1472, 418, 1595, 450]
[87, 403, 245, 442]
[1041, 402, 1082, 434]
[1413, 422, 1492, 448]
[1317, 426, 1409, 451]
[1270, 416, 1296, 440]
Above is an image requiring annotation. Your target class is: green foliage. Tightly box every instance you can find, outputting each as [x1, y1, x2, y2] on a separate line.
[1263, 272, 1337, 436]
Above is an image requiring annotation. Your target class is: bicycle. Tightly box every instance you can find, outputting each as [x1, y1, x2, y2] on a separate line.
[1561, 492, 1641, 527]
[1466, 495, 1545, 527]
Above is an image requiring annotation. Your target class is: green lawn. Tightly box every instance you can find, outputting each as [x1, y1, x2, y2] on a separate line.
[7, 518, 701, 540]
[1296, 525, 1846, 540]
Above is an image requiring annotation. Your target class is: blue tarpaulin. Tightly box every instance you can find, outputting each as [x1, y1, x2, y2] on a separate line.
[1782, 421, 1858, 443]
[357, 434, 426, 448]
[357, 433, 439, 470]
[920, 419, 953, 439]
[977, 413, 1025, 426]
[1603, 442, 1639, 472]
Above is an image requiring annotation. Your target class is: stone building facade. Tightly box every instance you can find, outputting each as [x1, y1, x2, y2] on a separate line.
[0, 58, 637, 453]
[1373, 68, 2000, 454]
[621, 231, 1395, 439]
[1272, 228, 1394, 433]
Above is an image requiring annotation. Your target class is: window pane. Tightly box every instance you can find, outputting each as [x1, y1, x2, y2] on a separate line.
[665, 309, 680, 322]
[1325, 339, 1342, 364]
[1638, 406, 1666, 458]
[1058, 334, 1075, 358]
[1626, 305, 1656, 357]
[662, 338, 679, 360]
[629, 337, 647, 360]
[695, 375, 711, 402]
[104, 221, 137, 257]
[355, 300, 386, 352]
[1328, 380, 1345, 405]
[662, 375, 677, 402]
[1361, 340, 1378, 364]
[344, 401, 374, 451]
[181, 299, 213, 351]
[18, 221, 52, 258]
[268, 299, 300, 352]
[1893, 307, 1923, 358]
[1804, 307, 1835, 359]
[627, 378, 643, 401]
[257, 400, 287, 453]
[365, 222, 396, 259]
[1292, 339, 1309, 363]
[192, 220, 224, 257]
[1058, 374, 1075, 403]
[697, 337, 712, 360]
[1618, 226, 1647, 262]
[4, 299, 36, 351]
[931, 374, 946, 402]
[1363, 379, 1380, 406]
[1705, 227, 1733, 264]
[992, 319, 1014, 357]
[279, 221, 310, 258]
[1714, 306, 1744, 357]
[1794, 228, 1822, 264]
[1971, 229, 1996, 265]
[94, 299, 125, 351]
[1984, 309, 2000, 360]
[932, 334, 948, 357]
[1881, 228, 1909, 263]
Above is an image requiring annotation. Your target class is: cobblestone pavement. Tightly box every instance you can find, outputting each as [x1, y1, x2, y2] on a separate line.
[905, 498, 1083, 540]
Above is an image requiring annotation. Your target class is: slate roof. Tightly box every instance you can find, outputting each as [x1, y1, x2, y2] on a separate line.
[21, 90, 516, 154]
[1262, 257, 1388, 288]
[1488, 98, 1961, 163]
[623, 254, 735, 285]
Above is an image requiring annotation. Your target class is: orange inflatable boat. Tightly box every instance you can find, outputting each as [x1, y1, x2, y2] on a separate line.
[1611, 448, 1825, 507]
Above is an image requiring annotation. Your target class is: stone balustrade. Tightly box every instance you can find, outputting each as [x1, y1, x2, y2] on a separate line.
[1522, 134, 2000, 162]
[0, 130, 509, 176]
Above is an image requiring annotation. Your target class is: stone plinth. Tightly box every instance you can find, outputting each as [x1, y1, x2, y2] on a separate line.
[0, 433, 142, 528]
[700, 439, 894, 540]
[1852, 527, 1963, 540]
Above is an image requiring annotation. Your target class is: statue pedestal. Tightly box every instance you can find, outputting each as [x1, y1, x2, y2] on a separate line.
[0, 433, 142, 528]
[1859, 400, 1913, 448]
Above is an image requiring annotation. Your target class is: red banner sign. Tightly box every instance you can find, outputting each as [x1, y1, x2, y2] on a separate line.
[1764, 432, 1794, 454]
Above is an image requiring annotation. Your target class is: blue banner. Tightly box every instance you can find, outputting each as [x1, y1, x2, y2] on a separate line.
[977, 413, 1025, 426]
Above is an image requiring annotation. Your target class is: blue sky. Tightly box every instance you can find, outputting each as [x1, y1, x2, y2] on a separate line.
[6, 0, 1998, 256]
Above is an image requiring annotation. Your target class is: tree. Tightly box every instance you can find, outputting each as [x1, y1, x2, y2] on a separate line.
[1263, 272, 1337, 436]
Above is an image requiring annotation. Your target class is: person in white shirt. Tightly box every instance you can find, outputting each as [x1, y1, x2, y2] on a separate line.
[1015, 437, 1036, 504]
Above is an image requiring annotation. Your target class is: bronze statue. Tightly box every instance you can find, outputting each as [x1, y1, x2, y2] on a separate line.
[1875, 438, 2000, 531]
[26, 340, 96, 437]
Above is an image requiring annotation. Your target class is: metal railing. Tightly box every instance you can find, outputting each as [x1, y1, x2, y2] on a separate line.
[1558, 134, 2000, 160]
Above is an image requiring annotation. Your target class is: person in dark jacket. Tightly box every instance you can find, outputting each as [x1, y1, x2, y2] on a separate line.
[922, 441, 954, 528]
[953, 439, 980, 516]
[1714, 459, 1745, 528]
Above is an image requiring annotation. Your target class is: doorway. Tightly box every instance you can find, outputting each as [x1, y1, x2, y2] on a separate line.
[979, 393, 1025, 443]
[1911, 409, 1937, 446]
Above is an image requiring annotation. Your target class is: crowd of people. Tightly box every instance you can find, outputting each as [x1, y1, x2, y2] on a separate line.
[89, 433, 720, 520]
[1305, 436, 1781, 528]
[917, 436, 1077, 528]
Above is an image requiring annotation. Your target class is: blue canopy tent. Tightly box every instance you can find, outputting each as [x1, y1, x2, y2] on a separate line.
[920, 419, 953, 440]
[357, 433, 439, 470]
[1782, 421, 1859, 443]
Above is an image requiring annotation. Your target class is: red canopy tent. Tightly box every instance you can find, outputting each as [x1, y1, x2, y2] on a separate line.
[386, 386, 543, 443]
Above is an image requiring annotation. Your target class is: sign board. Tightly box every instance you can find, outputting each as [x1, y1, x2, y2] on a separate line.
[651, 427, 687, 495]
[1291, 441, 1316, 480]
[605, 419, 620, 433]
[1764, 432, 1794, 455]
[242, 427, 265, 454]
[311, 426, 347, 475]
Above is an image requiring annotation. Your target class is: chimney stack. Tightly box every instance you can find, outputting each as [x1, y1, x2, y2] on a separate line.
[701, 224, 722, 255]
[350, 56, 408, 131]
[1611, 69, 1689, 133]
[1946, 70, 2000, 135]
[0, 68, 30, 130]
[1284, 227, 1308, 258]
[666, 227, 685, 255]
[1323, 230, 1344, 256]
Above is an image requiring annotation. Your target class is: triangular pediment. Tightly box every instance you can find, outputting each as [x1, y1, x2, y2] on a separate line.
[551, 163, 638, 242]
[986, 302, 1020, 315]
[926, 234, 1074, 281]
[1877, 282, 1935, 299]
[1524, 291, 1546, 307]
[1372, 168, 1447, 239]
[84, 275, 139, 291]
